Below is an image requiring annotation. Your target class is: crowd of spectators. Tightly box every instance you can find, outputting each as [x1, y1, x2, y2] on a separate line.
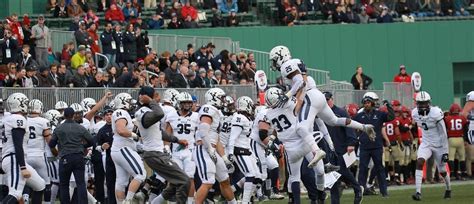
[45, 0, 249, 29]
[277, 0, 471, 25]
[0, 18, 257, 89]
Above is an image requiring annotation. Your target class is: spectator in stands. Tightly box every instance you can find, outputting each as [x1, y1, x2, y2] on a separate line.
[182, 2, 198, 21]
[170, 49, 184, 65]
[191, 68, 205, 87]
[132, 0, 143, 15]
[69, 16, 81, 31]
[164, 61, 179, 81]
[105, 4, 125, 23]
[61, 42, 74, 64]
[211, 11, 226, 27]
[346, 6, 361, 23]
[68, 0, 85, 17]
[47, 47, 58, 66]
[78, 0, 90, 13]
[240, 61, 256, 82]
[214, 70, 227, 85]
[211, 49, 229, 70]
[396, 0, 412, 17]
[145, 0, 158, 9]
[227, 11, 240, 26]
[24, 65, 39, 87]
[155, 72, 168, 88]
[123, 23, 139, 63]
[113, 24, 126, 65]
[238, 0, 250, 13]
[377, 6, 394, 23]
[47, 0, 58, 13]
[170, 65, 190, 88]
[221, 0, 238, 13]
[87, 23, 100, 55]
[116, 0, 126, 9]
[295, 0, 308, 20]
[156, 0, 171, 18]
[148, 14, 165, 29]
[97, 0, 110, 12]
[88, 72, 106, 87]
[31, 15, 50, 68]
[4, 68, 26, 87]
[441, 0, 455, 15]
[3, 63, 18, 86]
[107, 66, 119, 86]
[72, 65, 88, 87]
[85, 9, 99, 26]
[85, 49, 95, 68]
[123, 1, 139, 22]
[16, 44, 37, 70]
[116, 67, 140, 87]
[358, 6, 370, 23]
[6, 14, 24, 46]
[169, 2, 183, 18]
[37, 66, 53, 87]
[333, 5, 350, 23]
[71, 45, 87, 69]
[183, 15, 199, 28]
[1, 30, 19, 65]
[393, 65, 411, 83]
[54, 0, 69, 18]
[453, 0, 470, 16]
[75, 21, 92, 48]
[136, 28, 149, 60]
[321, 0, 337, 19]
[351, 65, 372, 90]
[168, 13, 184, 29]
[205, 69, 218, 87]
[48, 63, 60, 87]
[135, 17, 149, 29]
[57, 63, 68, 86]
[100, 23, 116, 66]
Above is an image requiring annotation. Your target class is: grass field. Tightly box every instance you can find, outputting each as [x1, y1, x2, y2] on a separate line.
[270, 181, 474, 204]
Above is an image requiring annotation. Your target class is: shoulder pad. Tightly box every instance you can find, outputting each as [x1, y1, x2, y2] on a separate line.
[10, 114, 27, 129]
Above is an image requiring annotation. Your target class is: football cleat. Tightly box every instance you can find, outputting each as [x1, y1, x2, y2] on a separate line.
[308, 149, 326, 168]
[444, 190, 451, 199]
[412, 192, 422, 201]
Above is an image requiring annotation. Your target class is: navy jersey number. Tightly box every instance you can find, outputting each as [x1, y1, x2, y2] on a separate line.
[271, 115, 292, 132]
[177, 123, 192, 134]
[29, 126, 36, 139]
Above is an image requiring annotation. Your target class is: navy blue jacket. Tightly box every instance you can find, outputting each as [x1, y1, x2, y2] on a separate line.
[353, 109, 390, 150]
[326, 105, 358, 155]
[97, 123, 113, 156]
[100, 30, 115, 55]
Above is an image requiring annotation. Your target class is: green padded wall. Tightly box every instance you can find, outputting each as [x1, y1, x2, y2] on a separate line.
[150, 21, 474, 108]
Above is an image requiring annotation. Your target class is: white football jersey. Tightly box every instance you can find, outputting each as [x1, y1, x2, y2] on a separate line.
[45, 125, 56, 158]
[412, 106, 446, 147]
[219, 113, 235, 147]
[280, 59, 304, 80]
[250, 108, 271, 146]
[0, 114, 5, 149]
[80, 118, 91, 130]
[266, 97, 299, 144]
[228, 113, 252, 150]
[26, 116, 50, 156]
[111, 109, 135, 151]
[91, 120, 106, 135]
[197, 104, 221, 145]
[135, 106, 164, 152]
[467, 91, 474, 129]
[160, 104, 176, 131]
[166, 111, 199, 151]
[2, 114, 29, 156]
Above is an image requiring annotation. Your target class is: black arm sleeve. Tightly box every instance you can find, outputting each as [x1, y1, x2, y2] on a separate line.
[49, 130, 59, 148]
[161, 131, 179, 143]
[386, 104, 395, 122]
[12, 128, 27, 167]
[141, 101, 165, 129]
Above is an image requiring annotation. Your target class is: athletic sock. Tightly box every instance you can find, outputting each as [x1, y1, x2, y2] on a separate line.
[316, 174, 324, 191]
[291, 182, 301, 204]
[186, 197, 194, 204]
[415, 170, 423, 194]
[443, 173, 451, 190]
[125, 191, 135, 200]
[242, 181, 254, 202]
[50, 184, 59, 203]
[151, 194, 165, 204]
[228, 198, 237, 204]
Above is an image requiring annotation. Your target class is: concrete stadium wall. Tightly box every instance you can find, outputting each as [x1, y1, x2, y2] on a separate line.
[150, 21, 474, 108]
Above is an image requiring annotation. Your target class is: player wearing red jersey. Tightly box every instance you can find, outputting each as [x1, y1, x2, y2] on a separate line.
[381, 106, 403, 184]
[444, 103, 468, 180]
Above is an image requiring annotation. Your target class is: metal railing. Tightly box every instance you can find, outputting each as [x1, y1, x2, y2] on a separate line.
[1, 86, 256, 110]
[239, 48, 331, 85]
[50, 30, 236, 55]
[383, 82, 415, 108]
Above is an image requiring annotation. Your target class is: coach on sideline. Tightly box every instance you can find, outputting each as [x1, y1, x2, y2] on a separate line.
[353, 95, 394, 198]
[49, 107, 94, 204]
[324, 91, 364, 204]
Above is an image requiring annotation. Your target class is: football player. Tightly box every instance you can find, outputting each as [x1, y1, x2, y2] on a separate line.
[26, 99, 52, 203]
[461, 91, 474, 143]
[444, 103, 468, 180]
[43, 109, 62, 203]
[397, 106, 415, 184]
[110, 93, 146, 204]
[220, 96, 236, 156]
[165, 92, 200, 204]
[411, 91, 451, 201]
[160, 89, 180, 131]
[2, 93, 46, 204]
[227, 96, 258, 203]
[269, 45, 375, 167]
[194, 88, 237, 204]
[54, 101, 68, 115]
[135, 86, 190, 204]
[380, 106, 402, 185]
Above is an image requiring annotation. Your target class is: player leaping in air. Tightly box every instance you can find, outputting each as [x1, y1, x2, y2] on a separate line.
[269, 45, 376, 167]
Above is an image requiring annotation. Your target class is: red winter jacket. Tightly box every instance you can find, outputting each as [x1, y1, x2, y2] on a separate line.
[105, 8, 125, 22]
[181, 6, 198, 21]
[393, 74, 411, 83]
